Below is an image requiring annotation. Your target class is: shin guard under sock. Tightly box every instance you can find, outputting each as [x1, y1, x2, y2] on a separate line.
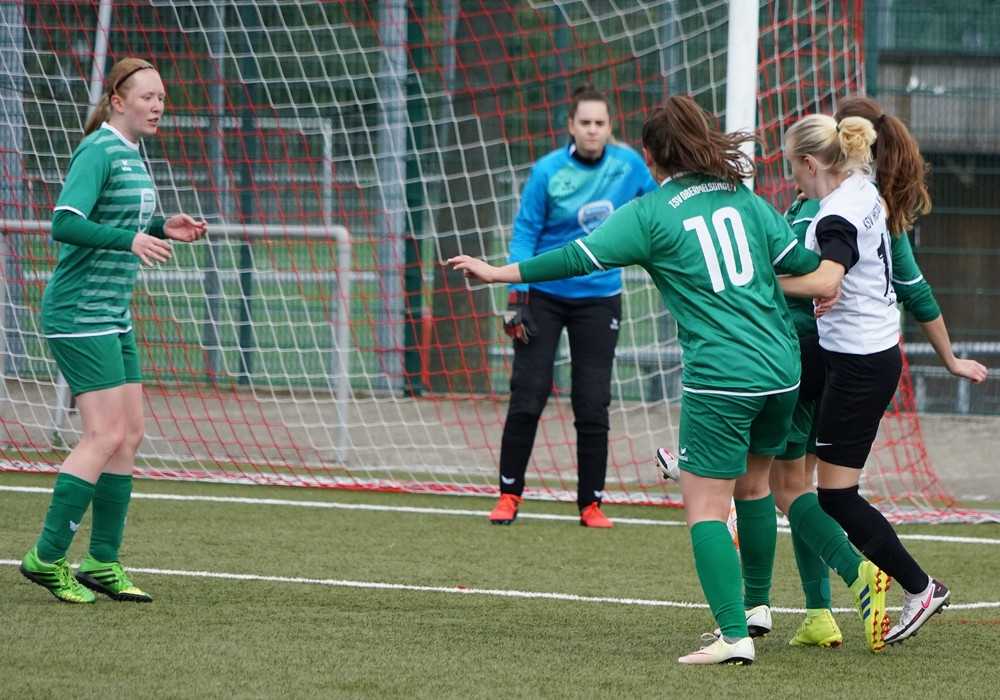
[690, 520, 747, 639]
[817, 485, 929, 593]
[734, 495, 776, 608]
[36, 472, 96, 562]
[89, 472, 134, 562]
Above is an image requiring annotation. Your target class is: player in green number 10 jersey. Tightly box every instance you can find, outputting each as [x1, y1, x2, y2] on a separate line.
[449, 95, 836, 666]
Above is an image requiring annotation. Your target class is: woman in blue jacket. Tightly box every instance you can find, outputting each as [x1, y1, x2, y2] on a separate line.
[489, 84, 658, 528]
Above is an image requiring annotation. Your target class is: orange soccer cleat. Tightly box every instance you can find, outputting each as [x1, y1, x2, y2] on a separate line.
[489, 493, 524, 524]
[579, 502, 613, 528]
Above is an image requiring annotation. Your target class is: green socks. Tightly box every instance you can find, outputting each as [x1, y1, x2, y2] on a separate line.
[89, 472, 134, 563]
[691, 520, 747, 639]
[790, 521, 833, 609]
[35, 472, 134, 564]
[36, 472, 96, 562]
[734, 494, 776, 608]
[788, 492, 864, 587]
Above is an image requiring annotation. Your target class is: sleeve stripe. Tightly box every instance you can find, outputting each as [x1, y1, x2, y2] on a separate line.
[892, 274, 925, 286]
[574, 239, 606, 271]
[772, 239, 798, 267]
[54, 205, 87, 218]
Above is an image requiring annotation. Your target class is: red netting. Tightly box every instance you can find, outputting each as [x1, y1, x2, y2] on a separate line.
[0, 1, 991, 522]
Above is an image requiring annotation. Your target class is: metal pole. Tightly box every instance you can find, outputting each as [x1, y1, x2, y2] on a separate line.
[402, 0, 427, 397]
[201, 1, 228, 382]
[52, 0, 116, 444]
[375, 0, 407, 393]
[0, 0, 27, 442]
[88, 0, 113, 108]
[236, 2, 262, 384]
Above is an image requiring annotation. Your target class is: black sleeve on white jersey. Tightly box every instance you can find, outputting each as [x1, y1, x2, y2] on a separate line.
[815, 214, 860, 273]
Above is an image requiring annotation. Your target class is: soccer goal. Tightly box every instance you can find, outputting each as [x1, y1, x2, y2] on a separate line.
[0, 0, 987, 523]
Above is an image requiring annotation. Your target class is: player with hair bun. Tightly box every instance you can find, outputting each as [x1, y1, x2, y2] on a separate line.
[767, 100, 987, 650]
[834, 96, 987, 385]
[778, 111, 983, 649]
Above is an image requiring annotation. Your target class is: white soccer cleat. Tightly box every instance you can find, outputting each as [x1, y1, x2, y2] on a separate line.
[712, 604, 772, 639]
[678, 634, 755, 665]
[656, 447, 681, 482]
[884, 577, 950, 646]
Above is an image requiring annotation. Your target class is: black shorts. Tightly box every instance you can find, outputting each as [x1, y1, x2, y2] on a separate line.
[814, 344, 901, 469]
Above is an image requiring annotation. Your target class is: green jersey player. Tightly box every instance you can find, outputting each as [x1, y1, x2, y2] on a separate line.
[19, 58, 208, 605]
[449, 95, 834, 666]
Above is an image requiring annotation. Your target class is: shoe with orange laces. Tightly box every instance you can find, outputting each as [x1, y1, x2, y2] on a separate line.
[488, 493, 523, 524]
[579, 502, 613, 528]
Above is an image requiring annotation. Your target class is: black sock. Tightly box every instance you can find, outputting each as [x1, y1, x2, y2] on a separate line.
[498, 416, 537, 495]
[817, 485, 929, 593]
[576, 431, 608, 509]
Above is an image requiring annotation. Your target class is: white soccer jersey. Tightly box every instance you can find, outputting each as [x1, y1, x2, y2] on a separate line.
[806, 173, 900, 354]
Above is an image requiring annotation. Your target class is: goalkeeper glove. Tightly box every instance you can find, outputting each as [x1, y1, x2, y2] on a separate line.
[503, 291, 534, 344]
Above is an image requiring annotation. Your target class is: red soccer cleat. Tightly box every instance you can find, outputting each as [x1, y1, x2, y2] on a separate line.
[489, 493, 524, 524]
[579, 502, 613, 528]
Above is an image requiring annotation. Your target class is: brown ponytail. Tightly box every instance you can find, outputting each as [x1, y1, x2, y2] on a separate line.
[642, 95, 755, 188]
[835, 96, 932, 236]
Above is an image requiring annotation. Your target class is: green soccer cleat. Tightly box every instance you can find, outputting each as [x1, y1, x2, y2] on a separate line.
[76, 554, 152, 602]
[849, 560, 890, 653]
[789, 609, 843, 648]
[19, 547, 96, 604]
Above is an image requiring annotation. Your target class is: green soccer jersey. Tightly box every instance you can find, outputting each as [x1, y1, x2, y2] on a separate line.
[783, 198, 820, 337]
[518, 174, 821, 395]
[42, 124, 156, 336]
[889, 227, 941, 322]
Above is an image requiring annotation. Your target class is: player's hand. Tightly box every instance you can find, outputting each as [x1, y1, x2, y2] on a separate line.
[502, 291, 534, 344]
[163, 214, 208, 242]
[947, 358, 988, 384]
[813, 286, 841, 318]
[131, 232, 173, 267]
[447, 255, 501, 283]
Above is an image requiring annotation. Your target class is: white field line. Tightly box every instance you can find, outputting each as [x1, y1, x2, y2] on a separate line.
[2, 558, 998, 614]
[3, 484, 1000, 613]
[0, 484, 682, 526]
[4, 485, 1000, 540]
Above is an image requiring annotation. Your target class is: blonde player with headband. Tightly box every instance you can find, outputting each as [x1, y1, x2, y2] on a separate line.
[20, 58, 207, 603]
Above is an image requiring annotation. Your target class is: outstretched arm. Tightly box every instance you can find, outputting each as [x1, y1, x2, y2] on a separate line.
[447, 255, 522, 285]
[917, 315, 988, 383]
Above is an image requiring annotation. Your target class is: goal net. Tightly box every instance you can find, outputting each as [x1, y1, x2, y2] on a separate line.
[0, 0, 987, 522]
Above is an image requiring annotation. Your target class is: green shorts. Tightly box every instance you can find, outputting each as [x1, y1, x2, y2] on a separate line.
[776, 397, 818, 462]
[677, 388, 798, 479]
[46, 331, 141, 396]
